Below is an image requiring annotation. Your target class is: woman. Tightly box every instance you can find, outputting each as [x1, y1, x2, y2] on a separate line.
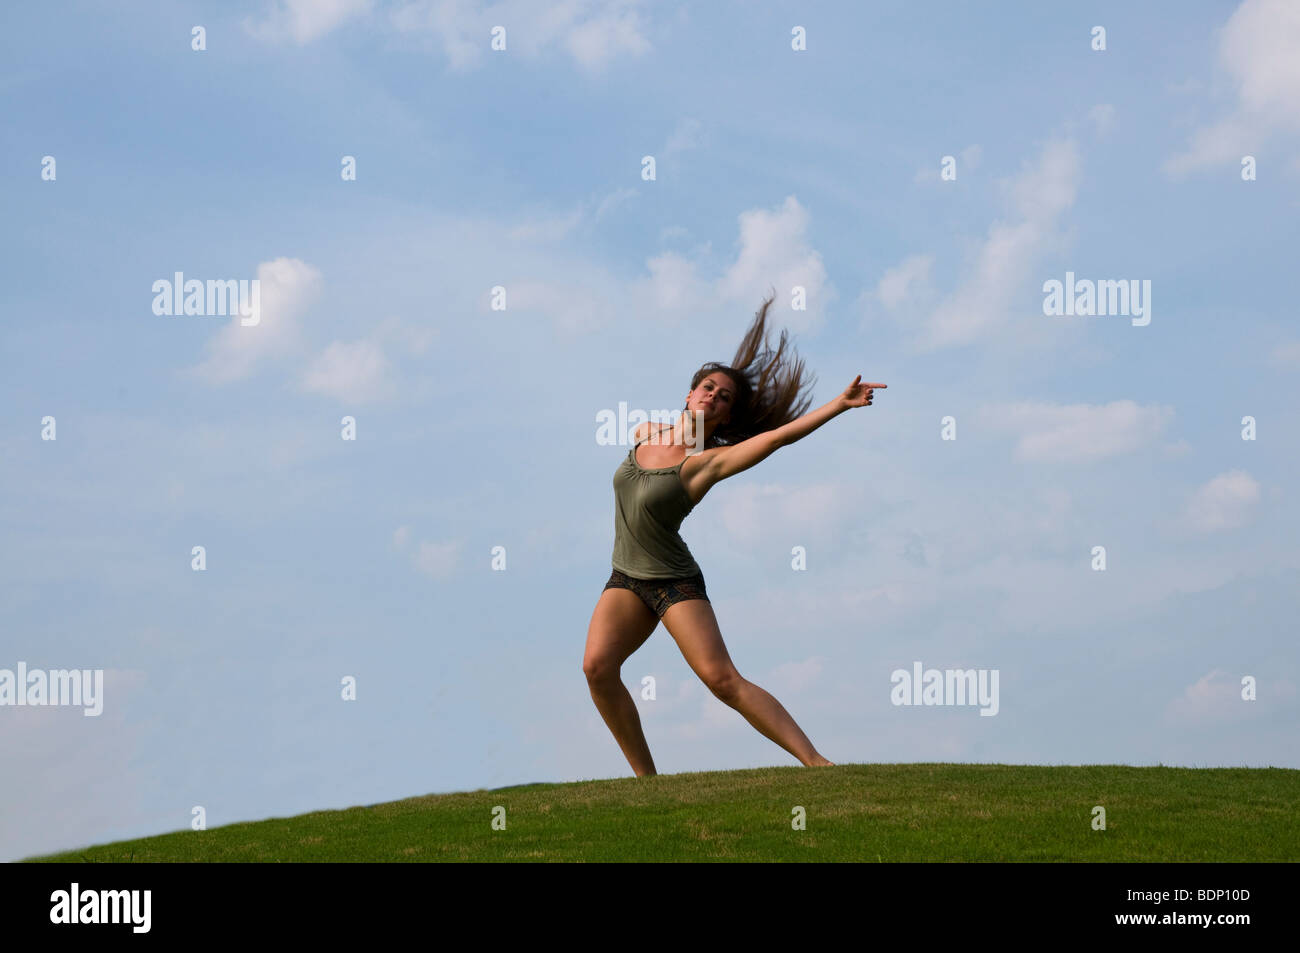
[583, 293, 885, 776]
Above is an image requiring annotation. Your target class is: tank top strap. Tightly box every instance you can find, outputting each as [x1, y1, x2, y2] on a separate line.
[635, 424, 677, 447]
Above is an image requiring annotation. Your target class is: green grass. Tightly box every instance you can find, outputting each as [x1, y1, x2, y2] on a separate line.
[23, 763, 1300, 862]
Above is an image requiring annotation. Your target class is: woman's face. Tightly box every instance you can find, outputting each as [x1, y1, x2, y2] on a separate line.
[688, 374, 736, 424]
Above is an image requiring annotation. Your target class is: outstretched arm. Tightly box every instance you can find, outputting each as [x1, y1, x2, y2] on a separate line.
[772, 375, 885, 447]
[703, 375, 885, 483]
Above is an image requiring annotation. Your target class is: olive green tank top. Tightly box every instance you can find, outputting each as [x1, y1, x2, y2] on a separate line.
[611, 425, 702, 579]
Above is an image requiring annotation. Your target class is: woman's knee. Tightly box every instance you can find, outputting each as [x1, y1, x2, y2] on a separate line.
[703, 668, 745, 703]
[583, 655, 622, 684]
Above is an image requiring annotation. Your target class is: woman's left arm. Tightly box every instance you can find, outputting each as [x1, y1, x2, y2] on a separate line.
[772, 375, 885, 447]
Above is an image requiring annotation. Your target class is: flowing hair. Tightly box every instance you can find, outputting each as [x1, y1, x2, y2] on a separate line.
[686, 290, 817, 449]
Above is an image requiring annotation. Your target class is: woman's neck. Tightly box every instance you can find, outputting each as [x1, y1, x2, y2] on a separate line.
[678, 411, 712, 452]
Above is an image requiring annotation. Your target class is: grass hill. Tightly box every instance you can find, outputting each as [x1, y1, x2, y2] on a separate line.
[24, 763, 1299, 862]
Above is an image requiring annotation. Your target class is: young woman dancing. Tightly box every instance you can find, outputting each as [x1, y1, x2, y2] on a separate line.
[583, 293, 885, 776]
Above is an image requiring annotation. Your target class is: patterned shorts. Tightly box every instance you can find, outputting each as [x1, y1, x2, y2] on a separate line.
[603, 568, 709, 619]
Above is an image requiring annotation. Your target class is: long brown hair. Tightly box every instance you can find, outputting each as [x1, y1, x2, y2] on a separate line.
[686, 291, 817, 449]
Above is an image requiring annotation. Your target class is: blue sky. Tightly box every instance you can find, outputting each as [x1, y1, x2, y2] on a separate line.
[2, 0, 1298, 862]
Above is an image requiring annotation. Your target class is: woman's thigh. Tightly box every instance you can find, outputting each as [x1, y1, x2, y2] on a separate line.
[583, 586, 659, 679]
[659, 598, 741, 692]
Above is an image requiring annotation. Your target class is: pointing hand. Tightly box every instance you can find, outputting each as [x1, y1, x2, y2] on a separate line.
[840, 374, 886, 409]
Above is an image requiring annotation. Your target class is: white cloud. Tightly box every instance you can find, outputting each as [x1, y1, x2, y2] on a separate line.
[375, 314, 436, 355]
[1221, 0, 1300, 120]
[298, 315, 433, 404]
[392, 525, 411, 548]
[1164, 0, 1300, 176]
[185, 258, 321, 384]
[898, 136, 1081, 351]
[592, 187, 637, 221]
[1164, 669, 1254, 724]
[506, 207, 586, 243]
[832, 579, 938, 623]
[499, 193, 829, 334]
[716, 481, 842, 547]
[506, 187, 637, 242]
[715, 195, 831, 334]
[1184, 469, 1261, 532]
[390, 0, 651, 72]
[298, 338, 396, 403]
[632, 250, 712, 318]
[661, 117, 704, 162]
[414, 539, 461, 578]
[1267, 338, 1300, 367]
[405, 194, 823, 338]
[565, 2, 652, 71]
[187, 261, 433, 403]
[979, 400, 1174, 464]
[1006, 136, 1081, 223]
[1088, 104, 1115, 137]
[871, 253, 934, 310]
[764, 655, 826, 696]
[495, 278, 609, 333]
[244, 0, 374, 45]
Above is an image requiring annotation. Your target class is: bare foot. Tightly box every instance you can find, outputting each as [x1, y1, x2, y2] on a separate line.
[809, 756, 836, 766]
